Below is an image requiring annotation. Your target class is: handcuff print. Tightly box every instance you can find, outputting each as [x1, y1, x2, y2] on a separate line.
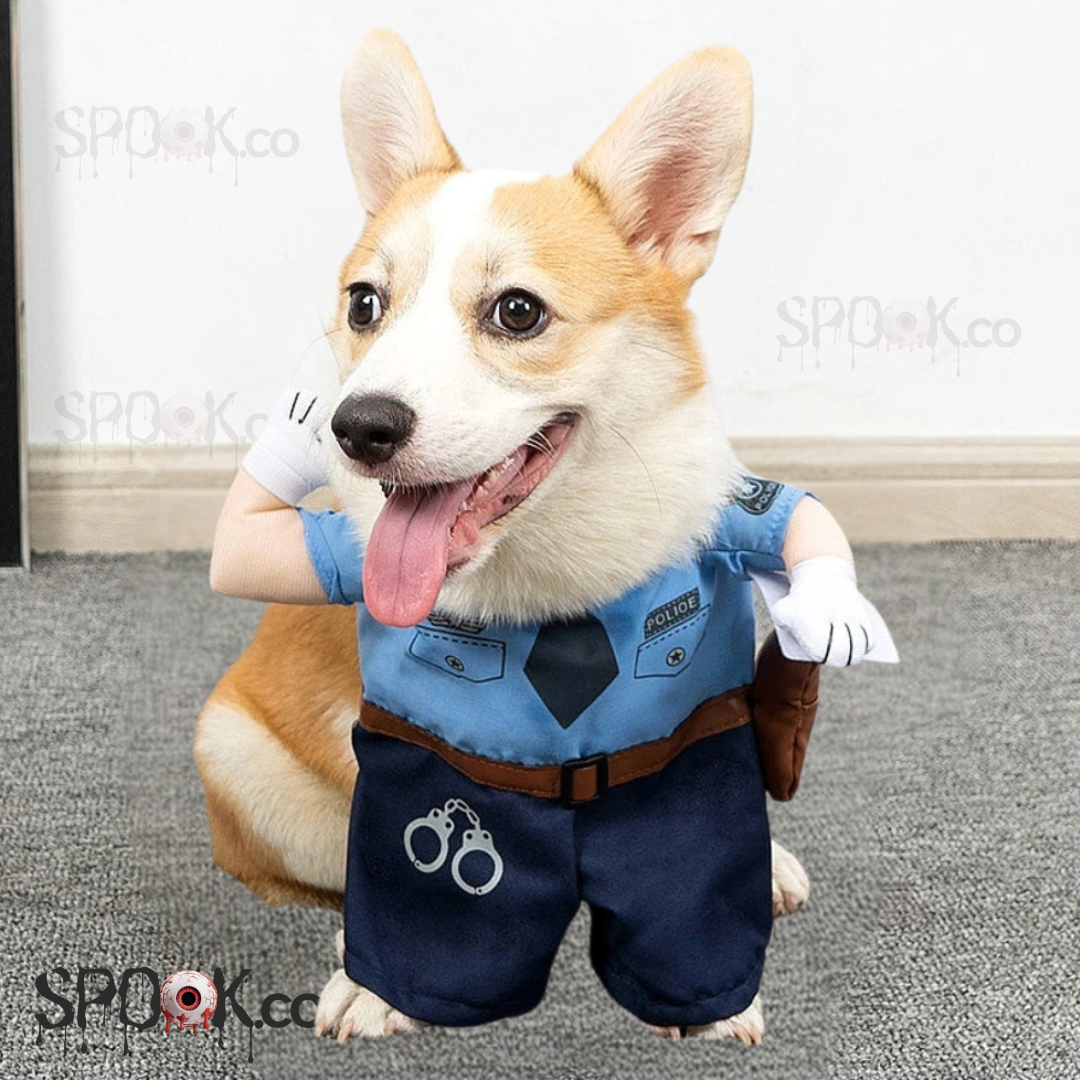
[403, 798, 504, 896]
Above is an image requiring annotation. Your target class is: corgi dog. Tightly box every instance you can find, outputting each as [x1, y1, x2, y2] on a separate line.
[198, 29, 883, 1045]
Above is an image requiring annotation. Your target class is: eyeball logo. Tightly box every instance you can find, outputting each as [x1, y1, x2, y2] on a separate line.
[160, 108, 209, 162]
[160, 393, 209, 445]
[160, 970, 217, 1034]
[882, 299, 930, 351]
[888, 586, 930, 638]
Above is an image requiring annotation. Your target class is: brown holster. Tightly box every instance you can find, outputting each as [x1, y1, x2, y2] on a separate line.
[751, 630, 821, 801]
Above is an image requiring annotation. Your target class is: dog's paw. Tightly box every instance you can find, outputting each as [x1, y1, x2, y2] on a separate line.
[314, 969, 426, 1039]
[771, 840, 810, 918]
[314, 933, 426, 1040]
[689, 994, 765, 1044]
[647, 994, 765, 1045]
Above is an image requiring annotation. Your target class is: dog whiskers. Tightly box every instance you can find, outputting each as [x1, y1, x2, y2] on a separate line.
[369, 423, 564, 502]
[626, 338, 691, 368]
[608, 422, 663, 520]
[525, 432, 556, 457]
[292, 314, 350, 387]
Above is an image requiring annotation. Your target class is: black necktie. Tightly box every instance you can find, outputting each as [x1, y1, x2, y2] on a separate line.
[524, 614, 619, 728]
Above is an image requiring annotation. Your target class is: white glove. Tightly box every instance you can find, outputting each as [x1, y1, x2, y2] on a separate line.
[770, 556, 881, 667]
[242, 386, 331, 506]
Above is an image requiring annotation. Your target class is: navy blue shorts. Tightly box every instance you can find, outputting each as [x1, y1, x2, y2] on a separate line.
[343, 720, 773, 1028]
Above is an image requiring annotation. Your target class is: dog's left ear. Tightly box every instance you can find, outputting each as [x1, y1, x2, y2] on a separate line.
[575, 47, 752, 283]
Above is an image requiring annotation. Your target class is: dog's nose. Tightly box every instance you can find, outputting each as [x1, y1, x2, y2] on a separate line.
[331, 394, 416, 466]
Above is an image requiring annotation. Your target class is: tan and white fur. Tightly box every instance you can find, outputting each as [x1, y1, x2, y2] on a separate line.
[198, 30, 858, 1045]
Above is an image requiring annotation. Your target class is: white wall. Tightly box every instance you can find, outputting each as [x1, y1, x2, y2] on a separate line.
[18, 0, 1080, 450]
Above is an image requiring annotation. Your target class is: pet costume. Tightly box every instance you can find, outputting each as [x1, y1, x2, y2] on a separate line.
[299, 477, 815, 1027]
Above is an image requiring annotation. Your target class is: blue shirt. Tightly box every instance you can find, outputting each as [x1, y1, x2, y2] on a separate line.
[301, 476, 808, 766]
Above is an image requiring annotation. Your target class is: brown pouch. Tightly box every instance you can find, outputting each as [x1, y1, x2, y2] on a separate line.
[751, 631, 821, 801]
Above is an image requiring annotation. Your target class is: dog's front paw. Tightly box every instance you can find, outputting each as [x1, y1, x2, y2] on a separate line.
[314, 933, 426, 1040]
[771, 839, 810, 917]
[647, 994, 765, 1045]
[314, 969, 426, 1040]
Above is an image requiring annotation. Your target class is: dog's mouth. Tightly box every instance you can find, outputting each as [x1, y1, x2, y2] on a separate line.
[362, 414, 578, 627]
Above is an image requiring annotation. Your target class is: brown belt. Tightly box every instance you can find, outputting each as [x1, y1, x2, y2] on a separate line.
[358, 686, 752, 808]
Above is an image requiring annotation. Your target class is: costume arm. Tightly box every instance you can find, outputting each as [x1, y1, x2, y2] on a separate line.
[209, 387, 332, 604]
[771, 495, 895, 666]
[780, 495, 852, 571]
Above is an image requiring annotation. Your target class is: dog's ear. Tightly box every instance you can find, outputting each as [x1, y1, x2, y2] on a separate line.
[341, 30, 461, 216]
[574, 47, 752, 283]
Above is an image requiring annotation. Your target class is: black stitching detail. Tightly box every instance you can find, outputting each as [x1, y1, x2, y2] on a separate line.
[417, 629, 503, 649]
[845, 623, 854, 666]
[288, 391, 300, 420]
[298, 397, 316, 423]
[822, 622, 835, 664]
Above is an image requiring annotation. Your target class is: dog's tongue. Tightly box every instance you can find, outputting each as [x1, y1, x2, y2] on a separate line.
[363, 479, 475, 627]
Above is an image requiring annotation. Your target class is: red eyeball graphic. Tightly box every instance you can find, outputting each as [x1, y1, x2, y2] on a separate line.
[160, 393, 209, 445]
[160, 970, 217, 1033]
[887, 585, 930, 639]
[882, 299, 930, 352]
[160, 108, 209, 162]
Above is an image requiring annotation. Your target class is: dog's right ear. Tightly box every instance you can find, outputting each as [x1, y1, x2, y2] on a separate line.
[340, 30, 461, 216]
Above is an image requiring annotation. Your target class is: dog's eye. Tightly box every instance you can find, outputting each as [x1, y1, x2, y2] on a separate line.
[347, 283, 383, 331]
[491, 291, 545, 336]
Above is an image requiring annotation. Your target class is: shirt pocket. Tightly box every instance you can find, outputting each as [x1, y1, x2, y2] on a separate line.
[633, 606, 710, 679]
[408, 628, 506, 683]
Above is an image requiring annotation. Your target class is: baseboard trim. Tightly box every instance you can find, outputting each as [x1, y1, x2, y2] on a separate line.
[28, 438, 1080, 552]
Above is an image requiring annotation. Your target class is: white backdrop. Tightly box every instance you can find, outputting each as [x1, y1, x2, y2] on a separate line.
[18, 0, 1079, 449]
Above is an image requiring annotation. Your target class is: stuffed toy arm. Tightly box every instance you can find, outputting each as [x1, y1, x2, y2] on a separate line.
[767, 496, 898, 667]
[209, 387, 332, 603]
[242, 387, 331, 505]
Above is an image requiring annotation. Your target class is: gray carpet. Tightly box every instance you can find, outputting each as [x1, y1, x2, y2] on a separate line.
[1, 543, 1077, 1079]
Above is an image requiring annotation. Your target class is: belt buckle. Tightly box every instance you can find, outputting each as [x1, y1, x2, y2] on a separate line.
[560, 754, 609, 808]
